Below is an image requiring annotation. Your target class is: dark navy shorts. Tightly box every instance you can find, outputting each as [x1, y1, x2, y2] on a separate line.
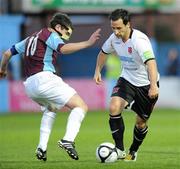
[111, 77, 159, 120]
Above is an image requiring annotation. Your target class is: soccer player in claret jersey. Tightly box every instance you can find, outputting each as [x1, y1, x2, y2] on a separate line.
[94, 9, 159, 161]
[0, 13, 101, 161]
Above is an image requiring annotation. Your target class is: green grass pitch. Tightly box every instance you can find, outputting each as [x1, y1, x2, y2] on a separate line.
[0, 109, 180, 169]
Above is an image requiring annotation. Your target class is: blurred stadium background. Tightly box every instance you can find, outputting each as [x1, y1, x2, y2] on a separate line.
[0, 0, 180, 112]
[0, 1, 180, 169]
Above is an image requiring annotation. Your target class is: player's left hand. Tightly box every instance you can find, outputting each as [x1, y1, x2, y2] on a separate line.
[148, 85, 159, 99]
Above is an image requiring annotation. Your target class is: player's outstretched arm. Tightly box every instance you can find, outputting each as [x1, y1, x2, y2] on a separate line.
[93, 51, 108, 85]
[60, 28, 101, 54]
[0, 49, 12, 79]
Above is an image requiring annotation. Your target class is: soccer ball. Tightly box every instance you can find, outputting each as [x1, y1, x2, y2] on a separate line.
[96, 142, 118, 163]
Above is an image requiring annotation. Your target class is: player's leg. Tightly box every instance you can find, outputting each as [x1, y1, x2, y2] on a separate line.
[30, 74, 85, 160]
[125, 84, 158, 161]
[24, 72, 62, 161]
[63, 94, 87, 142]
[125, 115, 148, 162]
[58, 94, 87, 160]
[109, 96, 128, 159]
[130, 115, 148, 152]
[109, 77, 135, 159]
[36, 106, 56, 161]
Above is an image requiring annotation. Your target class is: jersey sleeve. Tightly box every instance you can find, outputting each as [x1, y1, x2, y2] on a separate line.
[135, 36, 155, 63]
[102, 34, 115, 54]
[14, 38, 27, 54]
[46, 33, 65, 53]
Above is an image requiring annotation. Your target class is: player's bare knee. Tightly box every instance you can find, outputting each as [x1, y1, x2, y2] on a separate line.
[77, 101, 88, 113]
[81, 103, 88, 113]
[136, 121, 147, 129]
[109, 104, 119, 115]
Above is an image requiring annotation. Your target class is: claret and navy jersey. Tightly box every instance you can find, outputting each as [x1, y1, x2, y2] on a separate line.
[11, 28, 65, 78]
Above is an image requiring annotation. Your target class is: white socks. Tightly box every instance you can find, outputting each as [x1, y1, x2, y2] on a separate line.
[63, 107, 86, 142]
[38, 107, 86, 151]
[38, 108, 56, 151]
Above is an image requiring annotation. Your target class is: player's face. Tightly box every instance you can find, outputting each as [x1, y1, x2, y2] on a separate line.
[56, 24, 72, 41]
[60, 26, 72, 41]
[111, 19, 130, 39]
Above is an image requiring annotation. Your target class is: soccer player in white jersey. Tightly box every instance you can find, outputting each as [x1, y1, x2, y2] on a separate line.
[94, 9, 159, 161]
[0, 13, 101, 161]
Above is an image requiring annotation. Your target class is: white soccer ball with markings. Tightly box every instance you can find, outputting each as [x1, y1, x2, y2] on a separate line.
[96, 142, 118, 163]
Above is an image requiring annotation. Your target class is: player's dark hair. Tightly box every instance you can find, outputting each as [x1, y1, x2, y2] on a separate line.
[50, 13, 73, 30]
[109, 9, 130, 25]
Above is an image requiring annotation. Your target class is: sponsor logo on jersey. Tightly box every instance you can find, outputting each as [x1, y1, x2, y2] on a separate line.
[121, 56, 134, 63]
[114, 41, 121, 44]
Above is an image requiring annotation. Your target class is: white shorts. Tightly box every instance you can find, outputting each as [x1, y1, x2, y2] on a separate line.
[23, 71, 76, 110]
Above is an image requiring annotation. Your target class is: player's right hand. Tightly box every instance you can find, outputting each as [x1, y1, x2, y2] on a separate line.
[0, 70, 7, 79]
[93, 71, 102, 85]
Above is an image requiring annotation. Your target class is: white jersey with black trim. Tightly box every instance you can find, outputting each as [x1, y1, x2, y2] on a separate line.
[102, 29, 159, 86]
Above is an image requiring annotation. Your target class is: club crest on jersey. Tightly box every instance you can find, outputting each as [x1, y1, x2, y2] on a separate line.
[128, 47, 132, 54]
